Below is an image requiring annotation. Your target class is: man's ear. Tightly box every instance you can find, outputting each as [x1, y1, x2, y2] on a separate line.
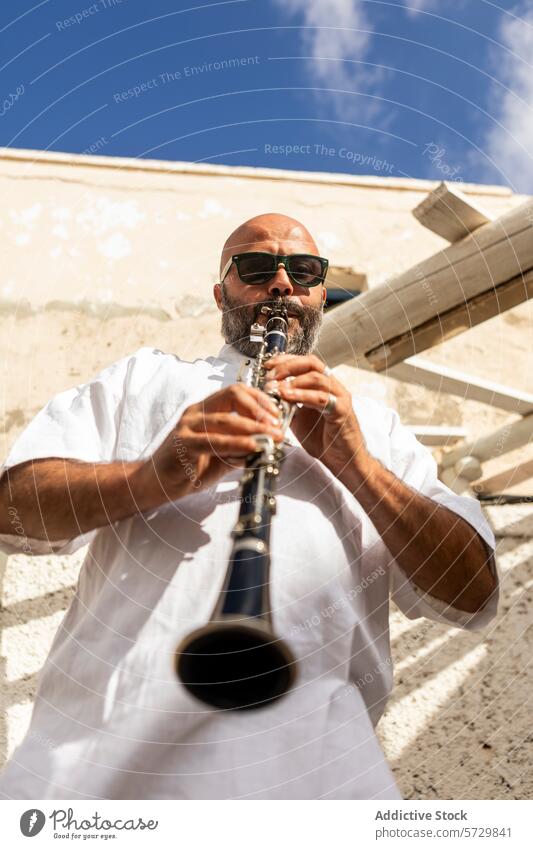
[213, 283, 223, 311]
[322, 287, 327, 303]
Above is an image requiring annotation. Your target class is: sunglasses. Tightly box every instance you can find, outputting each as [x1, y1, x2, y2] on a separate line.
[221, 252, 329, 288]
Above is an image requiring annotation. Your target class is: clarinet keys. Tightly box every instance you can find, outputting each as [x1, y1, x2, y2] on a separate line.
[175, 297, 297, 710]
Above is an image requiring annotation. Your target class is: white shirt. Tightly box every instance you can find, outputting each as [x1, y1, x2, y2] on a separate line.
[0, 345, 499, 800]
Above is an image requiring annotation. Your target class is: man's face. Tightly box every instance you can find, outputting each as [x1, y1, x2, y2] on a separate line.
[215, 225, 326, 358]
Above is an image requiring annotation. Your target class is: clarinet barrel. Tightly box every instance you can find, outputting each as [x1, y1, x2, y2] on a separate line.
[175, 300, 297, 710]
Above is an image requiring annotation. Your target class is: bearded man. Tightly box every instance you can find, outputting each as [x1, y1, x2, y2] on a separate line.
[0, 213, 498, 800]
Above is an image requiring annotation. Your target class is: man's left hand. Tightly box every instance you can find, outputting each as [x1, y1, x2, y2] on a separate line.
[264, 354, 369, 480]
[264, 354, 496, 614]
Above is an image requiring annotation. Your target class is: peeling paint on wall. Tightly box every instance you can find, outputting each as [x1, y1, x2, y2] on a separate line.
[98, 233, 132, 260]
[198, 198, 231, 219]
[9, 203, 42, 227]
[76, 196, 145, 232]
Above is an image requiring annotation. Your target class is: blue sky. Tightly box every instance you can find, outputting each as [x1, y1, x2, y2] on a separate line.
[1, 0, 532, 191]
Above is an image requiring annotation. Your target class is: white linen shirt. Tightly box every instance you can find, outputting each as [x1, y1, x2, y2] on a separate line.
[0, 344, 499, 800]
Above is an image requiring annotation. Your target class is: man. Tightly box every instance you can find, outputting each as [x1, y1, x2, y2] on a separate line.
[0, 213, 498, 800]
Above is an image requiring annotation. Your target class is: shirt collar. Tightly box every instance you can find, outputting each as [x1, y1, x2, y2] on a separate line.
[213, 342, 300, 448]
[214, 342, 256, 368]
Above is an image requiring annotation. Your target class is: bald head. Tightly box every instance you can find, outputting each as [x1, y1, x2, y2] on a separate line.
[219, 213, 319, 278]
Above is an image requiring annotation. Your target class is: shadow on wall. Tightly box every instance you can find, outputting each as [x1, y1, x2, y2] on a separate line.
[1, 508, 532, 799]
[379, 508, 533, 800]
[0, 547, 80, 769]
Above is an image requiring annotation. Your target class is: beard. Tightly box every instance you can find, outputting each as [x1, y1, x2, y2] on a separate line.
[219, 284, 324, 358]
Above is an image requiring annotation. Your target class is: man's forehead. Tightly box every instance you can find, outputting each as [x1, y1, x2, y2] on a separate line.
[223, 223, 317, 253]
[219, 215, 320, 276]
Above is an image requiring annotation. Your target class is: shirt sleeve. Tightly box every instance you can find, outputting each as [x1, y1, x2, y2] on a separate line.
[0, 351, 138, 557]
[382, 407, 499, 631]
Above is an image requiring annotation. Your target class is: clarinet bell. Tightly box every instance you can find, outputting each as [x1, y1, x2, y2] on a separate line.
[175, 616, 296, 711]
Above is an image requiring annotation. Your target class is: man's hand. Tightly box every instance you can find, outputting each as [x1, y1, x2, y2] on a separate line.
[264, 353, 367, 479]
[139, 383, 285, 501]
[0, 385, 284, 545]
[265, 353, 496, 614]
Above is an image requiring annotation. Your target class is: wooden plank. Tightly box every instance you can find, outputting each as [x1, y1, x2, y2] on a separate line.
[440, 413, 533, 468]
[366, 267, 533, 370]
[327, 266, 367, 293]
[317, 198, 533, 368]
[408, 425, 467, 446]
[477, 459, 533, 493]
[413, 181, 493, 242]
[439, 468, 474, 495]
[389, 356, 533, 415]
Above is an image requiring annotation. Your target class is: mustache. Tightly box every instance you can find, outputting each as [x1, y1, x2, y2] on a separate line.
[250, 297, 316, 322]
[220, 290, 323, 357]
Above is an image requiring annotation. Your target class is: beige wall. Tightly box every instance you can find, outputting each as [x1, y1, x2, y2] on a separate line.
[1, 147, 525, 313]
[1, 148, 531, 799]
[1, 147, 530, 464]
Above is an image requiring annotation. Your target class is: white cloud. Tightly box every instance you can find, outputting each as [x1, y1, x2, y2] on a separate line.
[274, 0, 371, 86]
[405, 0, 433, 12]
[484, 5, 533, 191]
[405, 1, 467, 17]
[272, 0, 381, 120]
[270, 0, 445, 123]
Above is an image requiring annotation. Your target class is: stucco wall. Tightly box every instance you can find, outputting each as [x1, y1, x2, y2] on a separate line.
[1, 147, 526, 313]
[0, 148, 531, 799]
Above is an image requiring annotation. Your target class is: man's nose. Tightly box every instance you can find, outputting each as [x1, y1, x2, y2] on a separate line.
[267, 263, 294, 297]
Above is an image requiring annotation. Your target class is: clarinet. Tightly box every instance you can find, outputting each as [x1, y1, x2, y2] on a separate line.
[175, 298, 297, 710]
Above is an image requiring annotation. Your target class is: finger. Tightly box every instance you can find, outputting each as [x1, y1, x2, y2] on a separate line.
[201, 384, 280, 420]
[187, 411, 284, 439]
[270, 387, 346, 418]
[192, 433, 264, 456]
[188, 432, 281, 459]
[265, 371, 331, 392]
[265, 371, 344, 395]
[264, 354, 325, 379]
[195, 392, 281, 427]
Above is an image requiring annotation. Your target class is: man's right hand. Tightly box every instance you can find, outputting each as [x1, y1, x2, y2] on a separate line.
[138, 384, 285, 501]
[0, 386, 284, 545]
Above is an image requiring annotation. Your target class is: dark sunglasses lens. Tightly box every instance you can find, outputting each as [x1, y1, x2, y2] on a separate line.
[237, 254, 275, 284]
[288, 256, 324, 286]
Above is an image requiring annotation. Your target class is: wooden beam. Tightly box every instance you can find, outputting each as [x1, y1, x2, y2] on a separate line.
[440, 413, 533, 468]
[408, 425, 467, 446]
[327, 266, 367, 293]
[412, 181, 493, 242]
[389, 356, 533, 415]
[439, 468, 474, 495]
[317, 198, 533, 370]
[366, 268, 533, 370]
[477, 459, 533, 493]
